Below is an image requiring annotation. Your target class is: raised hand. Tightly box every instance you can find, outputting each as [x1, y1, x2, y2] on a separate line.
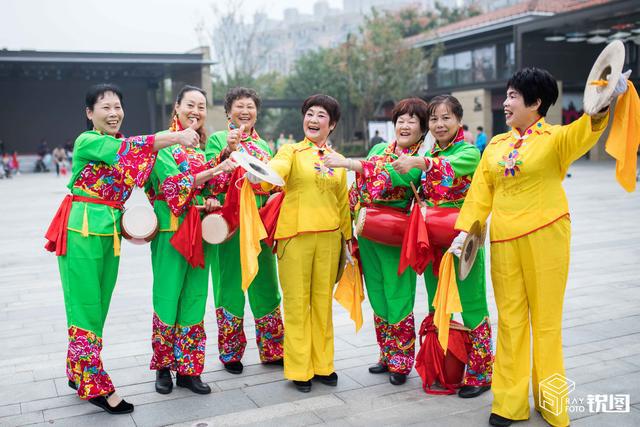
[227, 124, 245, 152]
[323, 152, 347, 169]
[176, 120, 200, 148]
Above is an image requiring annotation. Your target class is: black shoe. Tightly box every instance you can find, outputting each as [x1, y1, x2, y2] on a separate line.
[224, 361, 244, 374]
[489, 413, 513, 427]
[368, 363, 388, 374]
[176, 374, 211, 394]
[389, 372, 407, 385]
[458, 385, 491, 398]
[155, 368, 173, 394]
[68, 380, 77, 391]
[313, 372, 338, 386]
[88, 394, 134, 414]
[262, 359, 284, 366]
[293, 380, 312, 392]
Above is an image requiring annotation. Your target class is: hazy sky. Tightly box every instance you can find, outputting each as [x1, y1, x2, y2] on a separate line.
[1, 0, 342, 53]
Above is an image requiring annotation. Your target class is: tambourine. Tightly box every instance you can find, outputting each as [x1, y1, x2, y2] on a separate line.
[583, 40, 625, 116]
[121, 205, 158, 244]
[230, 151, 284, 186]
[201, 210, 236, 244]
[458, 220, 486, 281]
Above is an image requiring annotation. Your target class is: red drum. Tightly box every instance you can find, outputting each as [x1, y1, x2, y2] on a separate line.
[355, 206, 409, 247]
[121, 205, 158, 244]
[422, 206, 460, 249]
[201, 212, 236, 244]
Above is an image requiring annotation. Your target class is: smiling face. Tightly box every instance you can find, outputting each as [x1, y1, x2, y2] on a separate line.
[428, 103, 461, 146]
[503, 87, 541, 131]
[175, 90, 207, 130]
[303, 105, 335, 144]
[394, 113, 423, 148]
[86, 91, 124, 136]
[229, 96, 258, 131]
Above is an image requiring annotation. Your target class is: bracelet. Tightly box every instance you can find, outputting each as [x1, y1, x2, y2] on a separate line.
[348, 159, 354, 170]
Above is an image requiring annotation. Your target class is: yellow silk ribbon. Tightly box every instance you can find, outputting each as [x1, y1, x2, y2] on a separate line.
[239, 178, 267, 291]
[432, 252, 462, 353]
[334, 258, 365, 332]
[605, 81, 640, 192]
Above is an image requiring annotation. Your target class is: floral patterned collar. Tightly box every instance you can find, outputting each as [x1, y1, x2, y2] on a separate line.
[384, 140, 422, 158]
[303, 137, 333, 153]
[431, 127, 464, 155]
[228, 120, 260, 142]
[491, 117, 551, 145]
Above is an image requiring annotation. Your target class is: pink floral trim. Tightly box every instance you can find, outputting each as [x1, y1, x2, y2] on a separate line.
[422, 156, 471, 205]
[74, 135, 156, 201]
[255, 307, 284, 362]
[463, 318, 493, 386]
[66, 326, 115, 399]
[150, 313, 175, 371]
[174, 322, 206, 376]
[373, 314, 389, 365]
[386, 313, 416, 375]
[216, 307, 246, 364]
[160, 174, 196, 216]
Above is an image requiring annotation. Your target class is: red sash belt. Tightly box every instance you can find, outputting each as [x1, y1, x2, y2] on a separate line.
[44, 195, 124, 256]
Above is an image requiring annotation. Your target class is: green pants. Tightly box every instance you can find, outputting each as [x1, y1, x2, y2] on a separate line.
[58, 231, 118, 399]
[210, 230, 284, 364]
[151, 232, 208, 326]
[359, 237, 417, 324]
[423, 248, 489, 329]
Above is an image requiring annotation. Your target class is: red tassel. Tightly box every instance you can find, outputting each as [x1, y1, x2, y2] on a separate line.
[44, 195, 73, 256]
[220, 167, 245, 232]
[398, 204, 433, 275]
[259, 192, 285, 250]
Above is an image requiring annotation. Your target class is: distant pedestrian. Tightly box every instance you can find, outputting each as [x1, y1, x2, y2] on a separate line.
[475, 126, 487, 154]
[370, 129, 384, 146]
[52, 146, 67, 177]
[462, 125, 475, 145]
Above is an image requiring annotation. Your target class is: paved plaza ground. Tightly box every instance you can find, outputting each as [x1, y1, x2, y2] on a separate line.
[0, 160, 639, 426]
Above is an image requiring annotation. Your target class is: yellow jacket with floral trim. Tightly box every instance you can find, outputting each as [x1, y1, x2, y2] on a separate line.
[262, 139, 352, 241]
[455, 113, 609, 242]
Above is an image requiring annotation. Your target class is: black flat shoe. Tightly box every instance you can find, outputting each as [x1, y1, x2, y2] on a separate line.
[458, 385, 490, 398]
[293, 380, 312, 392]
[262, 359, 284, 366]
[368, 363, 388, 374]
[68, 380, 77, 391]
[88, 394, 134, 414]
[489, 413, 513, 427]
[155, 368, 173, 394]
[224, 361, 244, 374]
[389, 372, 407, 385]
[176, 374, 211, 394]
[313, 372, 338, 386]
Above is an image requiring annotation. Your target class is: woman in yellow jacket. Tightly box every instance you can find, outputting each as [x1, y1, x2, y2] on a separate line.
[262, 94, 351, 393]
[450, 67, 617, 427]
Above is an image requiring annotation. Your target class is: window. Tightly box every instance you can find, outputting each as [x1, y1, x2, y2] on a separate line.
[435, 45, 499, 87]
[473, 46, 496, 82]
[455, 51, 473, 84]
[501, 42, 515, 79]
[437, 54, 455, 87]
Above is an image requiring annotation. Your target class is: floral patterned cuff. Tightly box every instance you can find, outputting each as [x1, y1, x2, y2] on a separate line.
[161, 173, 196, 217]
[116, 134, 157, 187]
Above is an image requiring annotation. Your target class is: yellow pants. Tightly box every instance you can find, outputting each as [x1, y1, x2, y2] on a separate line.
[276, 230, 341, 381]
[490, 217, 571, 427]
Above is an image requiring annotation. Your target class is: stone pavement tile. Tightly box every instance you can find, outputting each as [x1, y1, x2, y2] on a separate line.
[0, 411, 44, 427]
[131, 389, 257, 427]
[0, 404, 20, 418]
[34, 412, 136, 427]
[53, 377, 78, 397]
[572, 406, 640, 426]
[566, 359, 640, 386]
[21, 394, 80, 413]
[0, 371, 34, 386]
[215, 370, 285, 391]
[242, 373, 361, 408]
[0, 380, 57, 405]
[43, 401, 102, 421]
[169, 395, 343, 427]
[126, 384, 223, 406]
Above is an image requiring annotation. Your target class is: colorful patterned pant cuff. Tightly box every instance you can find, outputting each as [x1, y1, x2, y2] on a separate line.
[216, 307, 246, 364]
[463, 318, 493, 386]
[66, 326, 115, 399]
[386, 313, 416, 375]
[174, 321, 206, 376]
[255, 306, 284, 362]
[150, 313, 176, 371]
[373, 314, 389, 365]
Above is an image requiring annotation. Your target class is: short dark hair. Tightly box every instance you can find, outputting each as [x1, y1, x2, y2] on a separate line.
[86, 83, 122, 110]
[301, 94, 341, 126]
[427, 95, 464, 121]
[85, 83, 123, 130]
[224, 87, 261, 114]
[392, 97, 429, 132]
[462, 124, 469, 131]
[477, 126, 483, 131]
[506, 67, 558, 116]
